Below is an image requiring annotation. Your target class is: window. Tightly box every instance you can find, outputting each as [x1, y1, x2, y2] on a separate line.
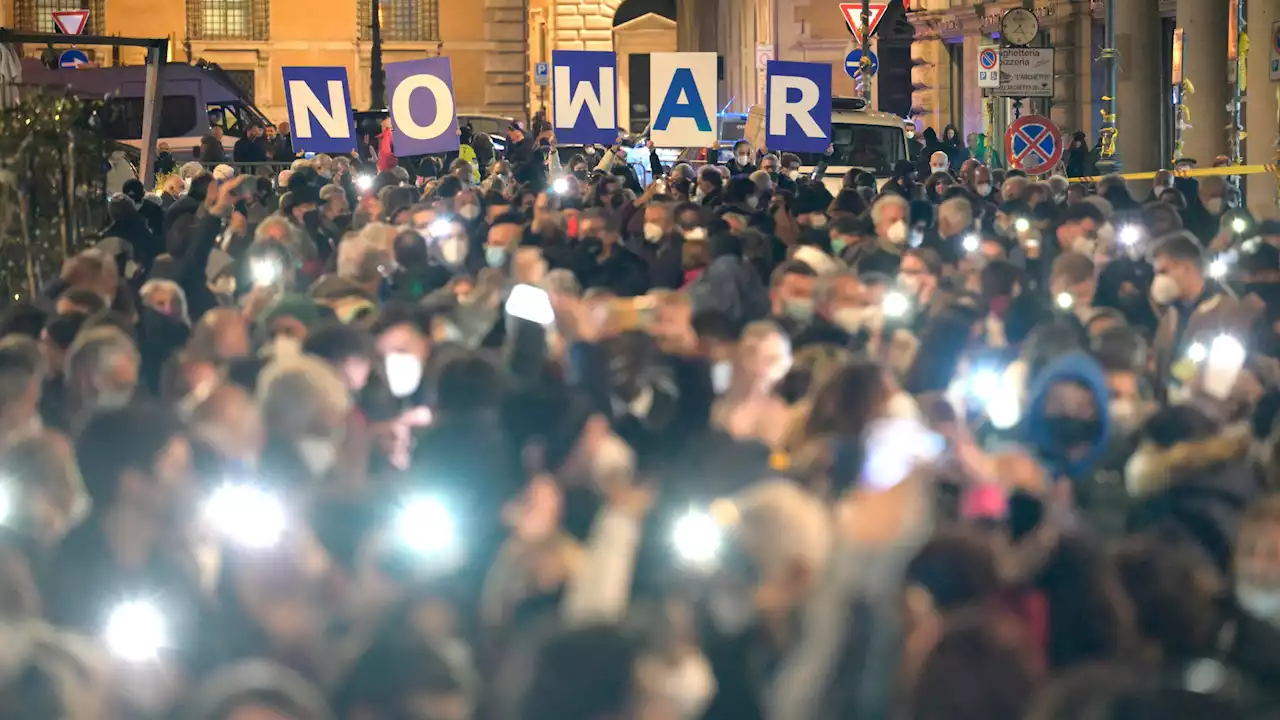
[207, 101, 268, 138]
[359, 0, 440, 42]
[222, 69, 257, 102]
[98, 95, 200, 140]
[16, 0, 105, 34]
[186, 0, 269, 41]
[794, 124, 907, 177]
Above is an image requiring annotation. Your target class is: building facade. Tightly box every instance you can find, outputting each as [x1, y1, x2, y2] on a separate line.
[7, 0, 1278, 209]
[907, 0, 1280, 212]
[6, 0, 527, 121]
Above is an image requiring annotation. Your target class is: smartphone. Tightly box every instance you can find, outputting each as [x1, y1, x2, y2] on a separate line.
[1203, 334, 1246, 400]
[505, 283, 555, 326]
[860, 417, 944, 490]
[250, 256, 282, 287]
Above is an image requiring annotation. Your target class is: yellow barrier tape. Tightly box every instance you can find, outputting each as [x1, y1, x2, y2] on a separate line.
[1067, 164, 1278, 183]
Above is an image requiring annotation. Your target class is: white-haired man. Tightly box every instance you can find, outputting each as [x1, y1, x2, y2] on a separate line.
[0, 336, 46, 449]
[63, 327, 140, 434]
[871, 194, 910, 245]
[336, 224, 395, 299]
[258, 353, 352, 481]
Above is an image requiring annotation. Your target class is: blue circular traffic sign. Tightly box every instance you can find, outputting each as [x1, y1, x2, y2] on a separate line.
[844, 49, 879, 78]
[58, 48, 89, 69]
[980, 48, 998, 69]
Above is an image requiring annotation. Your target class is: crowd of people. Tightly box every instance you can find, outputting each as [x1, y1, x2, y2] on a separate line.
[1, 115, 1280, 719]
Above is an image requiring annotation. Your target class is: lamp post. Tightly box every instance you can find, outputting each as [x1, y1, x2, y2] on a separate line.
[859, 0, 871, 100]
[370, 0, 385, 110]
[1095, 0, 1120, 173]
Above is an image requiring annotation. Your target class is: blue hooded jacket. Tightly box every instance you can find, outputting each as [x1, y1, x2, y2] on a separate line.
[1022, 352, 1112, 479]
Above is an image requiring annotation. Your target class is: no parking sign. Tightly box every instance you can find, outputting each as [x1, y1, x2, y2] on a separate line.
[1270, 21, 1280, 80]
[1004, 114, 1063, 176]
[978, 47, 999, 89]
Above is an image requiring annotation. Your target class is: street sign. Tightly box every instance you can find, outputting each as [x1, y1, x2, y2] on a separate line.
[1172, 27, 1185, 85]
[977, 46, 1000, 89]
[1004, 115, 1063, 176]
[1271, 22, 1280, 81]
[58, 49, 89, 69]
[533, 62, 550, 87]
[51, 9, 90, 35]
[994, 47, 1054, 98]
[843, 48, 878, 78]
[839, 2, 889, 46]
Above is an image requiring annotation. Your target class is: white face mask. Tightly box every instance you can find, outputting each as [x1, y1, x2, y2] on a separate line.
[384, 352, 424, 398]
[787, 169, 800, 180]
[297, 437, 337, 476]
[1097, 222, 1115, 246]
[808, 213, 828, 229]
[1237, 584, 1280, 624]
[440, 237, 467, 265]
[745, 196, 760, 210]
[1205, 197, 1225, 215]
[1150, 273, 1180, 305]
[1109, 398, 1143, 430]
[832, 306, 882, 334]
[976, 183, 992, 197]
[886, 219, 908, 244]
[270, 335, 303, 360]
[591, 433, 635, 481]
[736, 154, 751, 166]
[458, 204, 480, 220]
[95, 386, 135, 412]
[931, 164, 948, 174]
[643, 222, 665, 242]
[711, 360, 733, 394]
[649, 652, 717, 720]
[1071, 237, 1096, 256]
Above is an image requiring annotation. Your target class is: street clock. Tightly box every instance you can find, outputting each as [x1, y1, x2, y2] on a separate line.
[1000, 7, 1039, 46]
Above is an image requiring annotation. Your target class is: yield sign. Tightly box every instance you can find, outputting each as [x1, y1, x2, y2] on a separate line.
[1004, 114, 1063, 176]
[51, 9, 90, 35]
[839, 3, 889, 45]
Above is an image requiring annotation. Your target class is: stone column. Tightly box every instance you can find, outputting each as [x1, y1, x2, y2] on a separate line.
[677, 0, 719, 52]
[717, 0, 758, 112]
[1246, 0, 1280, 215]
[1176, 0, 1230, 165]
[1115, 0, 1162, 186]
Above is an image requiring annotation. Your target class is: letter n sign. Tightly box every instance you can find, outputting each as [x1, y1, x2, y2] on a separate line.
[282, 66, 357, 155]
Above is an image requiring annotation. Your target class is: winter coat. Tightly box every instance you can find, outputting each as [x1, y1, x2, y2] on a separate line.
[1125, 424, 1260, 572]
[688, 255, 770, 328]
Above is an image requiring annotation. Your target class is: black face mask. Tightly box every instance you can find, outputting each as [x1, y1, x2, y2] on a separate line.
[302, 209, 320, 230]
[1041, 416, 1104, 452]
[1246, 282, 1280, 309]
[580, 235, 604, 257]
[1256, 333, 1280, 358]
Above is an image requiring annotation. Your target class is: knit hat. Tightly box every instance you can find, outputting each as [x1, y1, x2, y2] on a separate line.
[258, 294, 324, 329]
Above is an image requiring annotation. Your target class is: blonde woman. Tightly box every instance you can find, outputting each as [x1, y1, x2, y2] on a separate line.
[710, 321, 793, 450]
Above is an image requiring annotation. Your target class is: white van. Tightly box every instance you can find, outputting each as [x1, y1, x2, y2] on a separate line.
[795, 97, 911, 195]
